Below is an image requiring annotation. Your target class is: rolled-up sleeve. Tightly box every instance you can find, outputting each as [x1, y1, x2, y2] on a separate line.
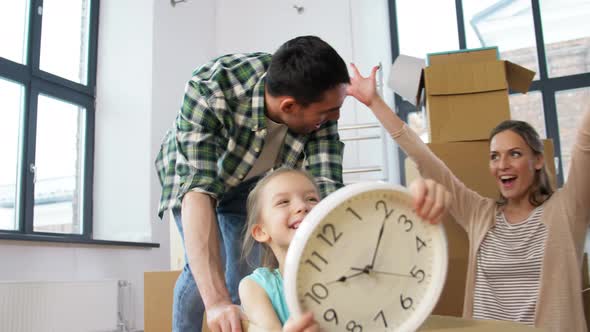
[175, 80, 226, 203]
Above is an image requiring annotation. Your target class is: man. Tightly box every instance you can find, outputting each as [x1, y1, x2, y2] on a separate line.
[155, 35, 349, 332]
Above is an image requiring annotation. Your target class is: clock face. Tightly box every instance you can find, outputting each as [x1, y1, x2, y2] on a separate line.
[284, 182, 447, 332]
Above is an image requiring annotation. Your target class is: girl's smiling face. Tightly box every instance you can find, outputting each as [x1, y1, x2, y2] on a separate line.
[255, 172, 320, 249]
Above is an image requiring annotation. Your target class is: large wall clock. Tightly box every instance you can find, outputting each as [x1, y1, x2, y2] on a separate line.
[284, 182, 448, 331]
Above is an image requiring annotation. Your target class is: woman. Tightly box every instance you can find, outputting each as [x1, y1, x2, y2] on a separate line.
[346, 64, 590, 331]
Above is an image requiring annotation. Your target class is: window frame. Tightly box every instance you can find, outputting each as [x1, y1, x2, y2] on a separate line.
[0, 0, 157, 247]
[388, 0, 590, 187]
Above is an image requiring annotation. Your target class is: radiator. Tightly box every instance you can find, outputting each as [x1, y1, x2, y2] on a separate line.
[0, 280, 131, 332]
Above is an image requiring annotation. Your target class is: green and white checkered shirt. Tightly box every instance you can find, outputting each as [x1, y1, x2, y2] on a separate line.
[155, 53, 344, 218]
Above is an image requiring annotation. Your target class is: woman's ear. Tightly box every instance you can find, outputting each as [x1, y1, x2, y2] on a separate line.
[252, 223, 270, 243]
[534, 154, 545, 171]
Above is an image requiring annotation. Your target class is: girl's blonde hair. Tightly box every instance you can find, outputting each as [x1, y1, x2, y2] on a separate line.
[241, 167, 319, 269]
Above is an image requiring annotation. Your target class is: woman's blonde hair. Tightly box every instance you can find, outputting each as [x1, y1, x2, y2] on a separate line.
[489, 120, 554, 207]
[241, 167, 319, 269]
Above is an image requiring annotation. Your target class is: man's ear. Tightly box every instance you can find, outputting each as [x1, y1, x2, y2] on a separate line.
[252, 224, 270, 243]
[279, 97, 297, 114]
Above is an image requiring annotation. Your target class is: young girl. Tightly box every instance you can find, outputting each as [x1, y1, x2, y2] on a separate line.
[238, 167, 452, 332]
[346, 64, 590, 331]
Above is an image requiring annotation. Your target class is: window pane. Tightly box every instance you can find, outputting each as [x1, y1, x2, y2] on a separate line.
[396, 0, 459, 58]
[39, 0, 91, 84]
[408, 110, 429, 143]
[34, 94, 85, 234]
[509, 91, 546, 138]
[463, 0, 540, 79]
[555, 88, 590, 180]
[0, 78, 24, 231]
[0, 0, 30, 64]
[540, 0, 590, 78]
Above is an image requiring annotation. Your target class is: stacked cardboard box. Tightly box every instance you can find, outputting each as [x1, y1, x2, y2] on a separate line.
[392, 47, 557, 317]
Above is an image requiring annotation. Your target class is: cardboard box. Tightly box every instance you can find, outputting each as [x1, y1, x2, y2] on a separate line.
[144, 271, 245, 332]
[420, 315, 541, 331]
[405, 139, 556, 316]
[144, 270, 181, 332]
[145, 271, 540, 332]
[390, 48, 536, 143]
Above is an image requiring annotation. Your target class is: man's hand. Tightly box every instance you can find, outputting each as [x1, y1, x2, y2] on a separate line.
[409, 178, 452, 224]
[206, 302, 245, 332]
[283, 312, 319, 332]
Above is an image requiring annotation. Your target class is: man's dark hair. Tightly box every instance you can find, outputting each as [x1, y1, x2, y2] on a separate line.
[266, 36, 350, 106]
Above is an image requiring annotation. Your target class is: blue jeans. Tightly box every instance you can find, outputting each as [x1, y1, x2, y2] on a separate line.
[172, 177, 261, 332]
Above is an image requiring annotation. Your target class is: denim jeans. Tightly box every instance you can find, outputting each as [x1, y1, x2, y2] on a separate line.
[172, 177, 261, 332]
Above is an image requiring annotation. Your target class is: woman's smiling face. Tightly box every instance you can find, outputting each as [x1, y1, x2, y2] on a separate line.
[489, 129, 543, 203]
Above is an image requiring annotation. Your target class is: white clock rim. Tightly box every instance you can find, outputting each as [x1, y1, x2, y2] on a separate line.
[284, 181, 448, 332]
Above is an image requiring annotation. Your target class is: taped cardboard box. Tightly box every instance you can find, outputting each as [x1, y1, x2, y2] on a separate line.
[405, 139, 556, 316]
[390, 48, 535, 143]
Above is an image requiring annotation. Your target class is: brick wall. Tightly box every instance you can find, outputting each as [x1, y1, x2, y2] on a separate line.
[504, 37, 590, 179]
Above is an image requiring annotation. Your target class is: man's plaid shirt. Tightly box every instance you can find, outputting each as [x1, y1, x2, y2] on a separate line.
[155, 53, 344, 218]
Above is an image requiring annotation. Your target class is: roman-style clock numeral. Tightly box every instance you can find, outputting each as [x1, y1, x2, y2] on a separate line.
[400, 294, 413, 310]
[416, 236, 427, 252]
[304, 251, 328, 272]
[373, 309, 388, 327]
[375, 200, 394, 219]
[398, 213, 413, 232]
[304, 283, 329, 305]
[316, 223, 342, 247]
[346, 207, 363, 221]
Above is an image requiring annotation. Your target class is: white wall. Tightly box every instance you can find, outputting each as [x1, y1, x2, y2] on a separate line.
[215, 0, 398, 184]
[0, 1, 392, 330]
[93, 0, 154, 243]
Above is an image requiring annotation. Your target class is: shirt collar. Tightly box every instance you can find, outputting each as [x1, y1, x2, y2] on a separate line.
[250, 73, 267, 131]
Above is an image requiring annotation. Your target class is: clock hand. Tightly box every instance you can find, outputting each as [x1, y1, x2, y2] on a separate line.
[350, 267, 413, 279]
[369, 217, 388, 268]
[325, 270, 367, 285]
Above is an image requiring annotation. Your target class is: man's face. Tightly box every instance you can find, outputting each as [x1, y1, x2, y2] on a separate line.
[283, 84, 347, 134]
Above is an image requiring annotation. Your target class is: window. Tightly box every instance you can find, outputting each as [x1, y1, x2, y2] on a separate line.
[396, 0, 459, 59]
[0, 78, 24, 231]
[540, 0, 590, 78]
[463, 0, 540, 79]
[389, 0, 590, 186]
[0, 0, 98, 242]
[34, 95, 87, 234]
[0, 1, 30, 64]
[509, 91, 546, 138]
[555, 87, 590, 180]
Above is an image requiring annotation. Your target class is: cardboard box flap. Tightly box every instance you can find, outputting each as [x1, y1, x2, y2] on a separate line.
[388, 54, 426, 105]
[425, 61, 508, 96]
[505, 61, 535, 94]
[427, 47, 498, 66]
